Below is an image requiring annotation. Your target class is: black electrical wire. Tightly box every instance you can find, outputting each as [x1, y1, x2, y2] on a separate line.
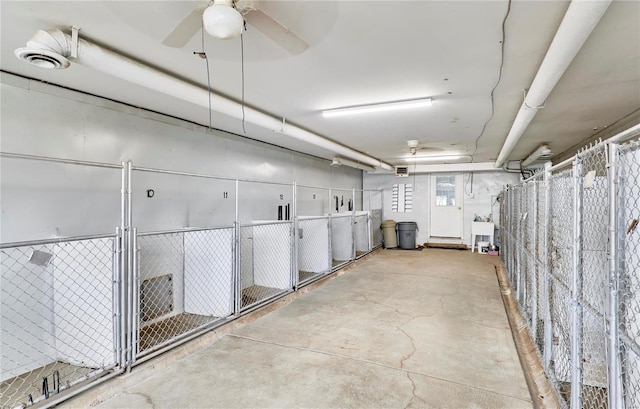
[204, 61, 212, 129]
[471, 0, 512, 162]
[194, 23, 213, 129]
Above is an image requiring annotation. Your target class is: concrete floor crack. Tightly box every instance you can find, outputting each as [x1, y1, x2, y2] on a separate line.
[403, 372, 426, 409]
[398, 317, 418, 369]
[360, 295, 413, 319]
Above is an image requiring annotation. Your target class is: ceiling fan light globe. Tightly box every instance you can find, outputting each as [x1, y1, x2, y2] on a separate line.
[203, 4, 244, 39]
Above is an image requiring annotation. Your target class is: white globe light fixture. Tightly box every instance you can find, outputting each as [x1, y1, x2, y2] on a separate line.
[203, 0, 244, 40]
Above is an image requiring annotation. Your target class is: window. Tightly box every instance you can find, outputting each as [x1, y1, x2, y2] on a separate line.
[435, 176, 456, 206]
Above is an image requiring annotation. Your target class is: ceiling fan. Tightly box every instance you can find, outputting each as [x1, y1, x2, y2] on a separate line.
[406, 140, 443, 155]
[163, 0, 308, 55]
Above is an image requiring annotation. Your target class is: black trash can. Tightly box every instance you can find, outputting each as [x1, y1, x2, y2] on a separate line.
[397, 222, 418, 249]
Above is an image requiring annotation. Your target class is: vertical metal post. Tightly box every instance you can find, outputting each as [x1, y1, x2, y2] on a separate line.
[113, 227, 121, 366]
[328, 217, 333, 273]
[292, 182, 299, 290]
[516, 187, 522, 303]
[367, 198, 372, 252]
[607, 142, 623, 409]
[543, 161, 553, 370]
[234, 180, 241, 315]
[125, 160, 133, 372]
[380, 188, 384, 248]
[503, 186, 509, 274]
[351, 188, 356, 260]
[118, 162, 127, 369]
[570, 159, 583, 409]
[131, 227, 138, 366]
[531, 180, 538, 342]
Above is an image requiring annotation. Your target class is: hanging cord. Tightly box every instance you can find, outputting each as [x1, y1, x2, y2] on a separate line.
[471, 0, 512, 162]
[194, 22, 213, 129]
[464, 172, 474, 197]
[412, 162, 417, 193]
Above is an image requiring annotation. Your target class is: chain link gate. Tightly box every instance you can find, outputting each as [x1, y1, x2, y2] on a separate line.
[547, 165, 574, 407]
[617, 139, 640, 409]
[130, 167, 238, 363]
[535, 174, 548, 358]
[297, 216, 331, 287]
[576, 145, 609, 408]
[238, 180, 295, 312]
[295, 185, 333, 288]
[134, 228, 235, 357]
[0, 154, 125, 409]
[330, 214, 354, 270]
[500, 126, 640, 409]
[521, 181, 536, 332]
[354, 212, 370, 258]
[239, 222, 293, 311]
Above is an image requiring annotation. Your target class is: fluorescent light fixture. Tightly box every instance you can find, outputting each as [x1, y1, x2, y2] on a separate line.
[522, 144, 552, 167]
[322, 98, 432, 118]
[404, 155, 465, 163]
[331, 156, 376, 172]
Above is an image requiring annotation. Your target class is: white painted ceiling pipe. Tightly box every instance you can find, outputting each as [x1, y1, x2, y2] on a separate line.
[15, 29, 393, 171]
[494, 0, 612, 168]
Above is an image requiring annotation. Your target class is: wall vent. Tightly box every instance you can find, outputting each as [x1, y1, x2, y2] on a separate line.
[395, 166, 409, 177]
[392, 184, 413, 213]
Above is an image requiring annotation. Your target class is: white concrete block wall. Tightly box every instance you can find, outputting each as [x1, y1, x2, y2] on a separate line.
[364, 172, 520, 246]
[0, 72, 362, 242]
[0, 71, 362, 381]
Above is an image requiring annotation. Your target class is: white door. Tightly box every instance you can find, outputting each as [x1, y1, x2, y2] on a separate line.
[429, 174, 463, 239]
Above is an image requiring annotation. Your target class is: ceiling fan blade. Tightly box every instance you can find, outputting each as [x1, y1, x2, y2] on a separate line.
[245, 9, 308, 55]
[162, 7, 204, 48]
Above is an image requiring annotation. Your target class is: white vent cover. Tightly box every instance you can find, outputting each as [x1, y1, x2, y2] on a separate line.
[392, 184, 413, 213]
[395, 166, 409, 177]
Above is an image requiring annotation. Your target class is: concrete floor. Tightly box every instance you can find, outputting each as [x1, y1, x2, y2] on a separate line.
[74, 249, 532, 408]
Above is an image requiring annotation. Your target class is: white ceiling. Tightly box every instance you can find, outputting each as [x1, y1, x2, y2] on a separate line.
[1, 0, 638, 167]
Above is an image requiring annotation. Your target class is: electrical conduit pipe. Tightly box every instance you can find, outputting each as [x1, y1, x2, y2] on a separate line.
[494, 0, 612, 168]
[16, 29, 393, 171]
